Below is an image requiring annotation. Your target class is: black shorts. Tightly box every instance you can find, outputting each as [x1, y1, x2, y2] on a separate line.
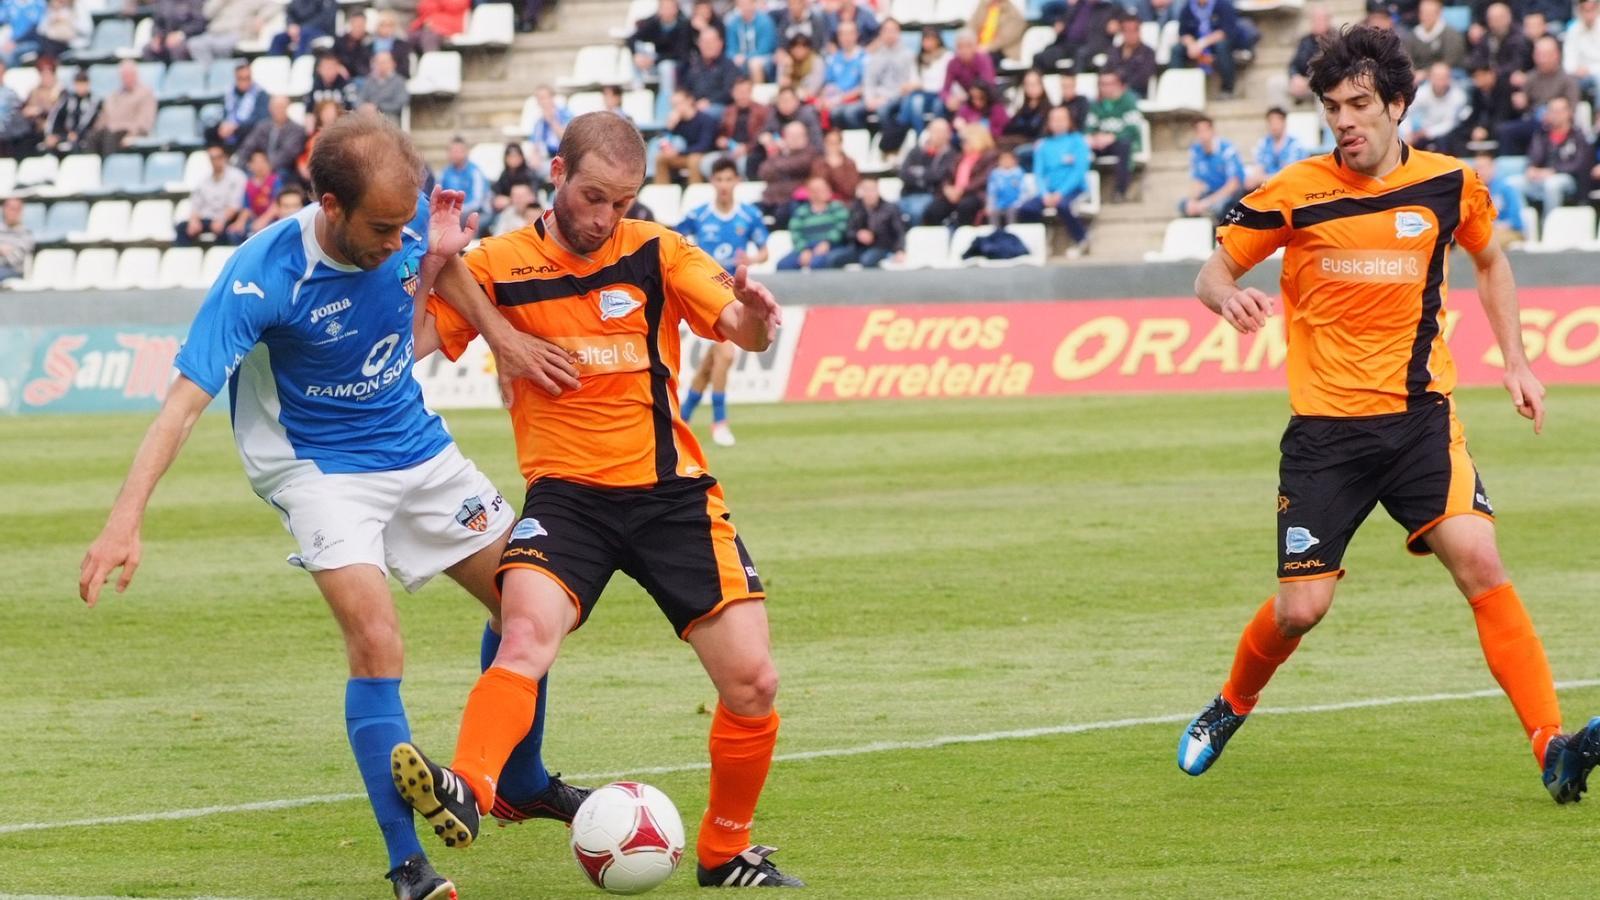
[1276, 399, 1494, 581]
[496, 476, 765, 638]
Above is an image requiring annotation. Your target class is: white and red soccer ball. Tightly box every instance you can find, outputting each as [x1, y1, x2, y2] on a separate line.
[570, 781, 686, 894]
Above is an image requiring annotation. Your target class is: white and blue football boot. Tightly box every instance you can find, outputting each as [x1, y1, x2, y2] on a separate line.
[1178, 694, 1249, 776]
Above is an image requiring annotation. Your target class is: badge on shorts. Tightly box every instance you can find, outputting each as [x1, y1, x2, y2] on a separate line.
[456, 496, 489, 532]
[1285, 526, 1320, 555]
[1394, 211, 1432, 239]
[511, 517, 548, 540]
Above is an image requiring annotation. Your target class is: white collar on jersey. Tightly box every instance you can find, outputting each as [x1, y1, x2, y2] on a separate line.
[296, 204, 362, 274]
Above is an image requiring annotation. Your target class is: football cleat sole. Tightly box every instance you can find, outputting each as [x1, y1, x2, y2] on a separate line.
[392, 743, 477, 849]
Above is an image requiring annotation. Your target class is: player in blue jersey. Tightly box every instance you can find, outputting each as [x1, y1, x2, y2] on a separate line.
[675, 158, 768, 447]
[78, 113, 588, 900]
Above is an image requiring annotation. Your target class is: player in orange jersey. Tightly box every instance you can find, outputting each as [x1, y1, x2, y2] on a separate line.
[1177, 24, 1600, 801]
[390, 111, 803, 889]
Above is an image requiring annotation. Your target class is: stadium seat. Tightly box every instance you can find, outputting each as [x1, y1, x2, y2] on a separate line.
[622, 88, 657, 126]
[878, 177, 903, 202]
[1041, 73, 1063, 105]
[286, 100, 307, 127]
[680, 182, 714, 215]
[1441, 5, 1471, 31]
[37, 200, 88, 243]
[69, 200, 132, 243]
[1154, 20, 1182, 67]
[21, 201, 44, 234]
[130, 19, 157, 60]
[237, 10, 285, 54]
[114, 247, 162, 289]
[160, 60, 209, 101]
[889, 225, 953, 270]
[98, 153, 144, 195]
[251, 56, 292, 97]
[841, 129, 873, 168]
[0, 158, 17, 195]
[623, 0, 655, 26]
[750, 230, 789, 273]
[157, 246, 205, 289]
[1143, 216, 1216, 261]
[1286, 111, 1322, 153]
[1011, 26, 1055, 71]
[1074, 170, 1102, 218]
[468, 141, 507, 181]
[734, 180, 765, 206]
[16, 154, 60, 189]
[1527, 206, 1598, 252]
[637, 183, 682, 227]
[558, 45, 628, 90]
[3, 65, 38, 100]
[566, 90, 605, 116]
[175, 149, 209, 191]
[891, 0, 936, 26]
[129, 199, 177, 241]
[410, 51, 463, 97]
[68, 247, 122, 290]
[288, 54, 316, 97]
[502, 94, 540, 139]
[450, 3, 515, 49]
[137, 105, 201, 150]
[933, 0, 980, 24]
[1133, 118, 1152, 167]
[136, 61, 165, 93]
[9, 248, 76, 290]
[1142, 68, 1206, 115]
[205, 58, 243, 96]
[1520, 205, 1539, 246]
[45, 153, 102, 198]
[87, 62, 120, 98]
[201, 245, 236, 284]
[1075, 72, 1099, 100]
[70, 18, 135, 63]
[141, 151, 187, 192]
[750, 82, 778, 106]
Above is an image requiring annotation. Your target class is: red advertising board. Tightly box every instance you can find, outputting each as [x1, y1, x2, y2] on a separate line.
[786, 287, 1600, 402]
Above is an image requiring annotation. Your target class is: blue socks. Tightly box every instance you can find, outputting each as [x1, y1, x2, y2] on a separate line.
[480, 622, 552, 801]
[711, 392, 728, 424]
[682, 388, 704, 422]
[345, 678, 424, 870]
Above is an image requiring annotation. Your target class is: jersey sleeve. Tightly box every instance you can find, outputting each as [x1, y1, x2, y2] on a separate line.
[1454, 165, 1496, 255]
[425, 241, 494, 362]
[663, 228, 738, 340]
[172, 257, 282, 396]
[1215, 181, 1291, 270]
[746, 206, 770, 248]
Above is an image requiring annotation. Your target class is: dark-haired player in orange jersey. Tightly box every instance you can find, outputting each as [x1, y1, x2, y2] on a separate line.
[1177, 24, 1600, 801]
[390, 111, 804, 889]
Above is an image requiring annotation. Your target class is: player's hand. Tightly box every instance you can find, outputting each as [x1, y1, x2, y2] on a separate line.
[1503, 363, 1546, 434]
[732, 264, 782, 344]
[427, 186, 477, 258]
[493, 332, 581, 400]
[1218, 287, 1274, 334]
[79, 521, 141, 607]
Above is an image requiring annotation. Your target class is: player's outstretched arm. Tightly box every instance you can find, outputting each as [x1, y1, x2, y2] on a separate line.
[78, 375, 214, 606]
[716, 264, 783, 352]
[1469, 240, 1545, 433]
[1196, 248, 1274, 334]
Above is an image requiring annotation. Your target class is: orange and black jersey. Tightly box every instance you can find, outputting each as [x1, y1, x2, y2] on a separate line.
[428, 214, 737, 489]
[1217, 143, 1496, 418]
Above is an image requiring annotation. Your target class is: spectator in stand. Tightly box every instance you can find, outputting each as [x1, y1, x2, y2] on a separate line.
[334, 10, 374, 78]
[1405, 62, 1470, 154]
[898, 116, 956, 225]
[18, 58, 59, 146]
[283, 0, 338, 54]
[713, 76, 770, 176]
[0, 196, 33, 283]
[776, 33, 824, 101]
[0, 0, 44, 66]
[630, 0, 697, 79]
[275, 184, 305, 217]
[1085, 69, 1141, 202]
[354, 50, 407, 122]
[411, 0, 468, 52]
[764, 84, 822, 149]
[188, 0, 276, 66]
[1246, 105, 1306, 190]
[207, 62, 267, 149]
[757, 119, 821, 226]
[1279, 3, 1330, 106]
[1520, 10, 1550, 48]
[143, 0, 206, 63]
[371, 12, 415, 78]
[1056, 61, 1093, 129]
[1178, 115, 1243, 222]
[725, 0, 778, 82]
[1022, 104, 1092, 254]
[984, 147, 1029, 227]
[1567, 0, 1600, 99]
[819, 19, 867, 128]
[1473, 151, 1525, 246]
[42, 66, 96, 152]
[492, 181, 538, 235]
[82, 60, 155, 155]
[1106, 14, 1157, 98]
[1035, 0, 1117, 73]
[677, 157, 770, 272]
[178, 142, 246, 246]
[1466, 3, 1531, 79]
[1525, 94, 1591, 210]
[827, 0, 879, 47]
[968, 0, 1025, 67]
[810, 126, 860, 200]
[439, 136, 492, 221]
[294, 98, 341, 186]
[942, 30, 994, 110]
[887, 26, 949, 151]
[1405, 0, 1467, 79]
[779, 173, 851, 269]
[924, 122, 996, 227]
[35, 0, 85, 61]
[1137, 0, 1179, 28]
[863, 17, 913, 149]
[954, 80, 1008, 141]
[527, 85, 570, 179]
[1002, 69, 1050, 162]
[1464, 62, 1514, 146]
[307, 51, 354, 109]
[0, 61, 27, 155]
[602, 84, 629, 120]
[774, 0, 831, 49]
[1175, 0, 1258, 99]
[492, 142, 539, 211]
[838, 176, 904, 267]
[686, 25, 742, 117]
[226, 148, 281, 243]
[238, 94, 308, 178]
[1497, 35, 1580, 153]
[688, 0, 725, 41]
[652, 87, 719, 183]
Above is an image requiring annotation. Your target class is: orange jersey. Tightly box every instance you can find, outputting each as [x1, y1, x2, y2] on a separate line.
[1216, 143, 1495, 417]
[428, 215, 736, 488]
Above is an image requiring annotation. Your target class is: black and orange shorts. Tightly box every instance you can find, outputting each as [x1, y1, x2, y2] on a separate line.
[1275, 398, 1494, 582]
[496, 475, 765, 638]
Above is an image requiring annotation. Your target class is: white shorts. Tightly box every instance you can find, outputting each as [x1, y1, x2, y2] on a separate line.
[267, 444, 514, 592]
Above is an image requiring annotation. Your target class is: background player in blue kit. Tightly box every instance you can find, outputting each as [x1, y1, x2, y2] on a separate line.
[676, 157, 768, 447]
[78, 113, 587, 900]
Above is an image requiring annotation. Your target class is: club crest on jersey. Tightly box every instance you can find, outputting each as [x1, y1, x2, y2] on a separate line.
[599, 289, 641, 320]
[511, 517, 547, 540]
[1285, 526, 1320, 555]
[1394, 211, 1432, 239]
[398, 256, 421, 296]
[455, 496, 489, 532]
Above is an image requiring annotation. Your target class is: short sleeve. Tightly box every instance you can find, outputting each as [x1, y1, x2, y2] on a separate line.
[173, 261, 281, 396]
[746, 207, 770, 248]
[424, 241, 494, 361]
[1454, 165, 1496, 255]
[1215, 185, 1291, 270]
[663, 229, 737, 340]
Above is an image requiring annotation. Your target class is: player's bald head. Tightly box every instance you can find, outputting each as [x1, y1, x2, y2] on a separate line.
[556, 112, 647, 185]
[309, 111, 427, 213]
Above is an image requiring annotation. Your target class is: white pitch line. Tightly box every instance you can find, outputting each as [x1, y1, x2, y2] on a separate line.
[4, 678, 1599, 839]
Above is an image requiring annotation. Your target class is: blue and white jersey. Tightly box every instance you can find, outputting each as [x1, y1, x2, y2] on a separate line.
[174, 195, 453, 498]
[676, 202, 769, 273]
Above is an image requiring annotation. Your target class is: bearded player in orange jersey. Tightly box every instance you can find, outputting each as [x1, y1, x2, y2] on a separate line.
[1177, 24, 1600, 802]
[390, 111, 802, 889]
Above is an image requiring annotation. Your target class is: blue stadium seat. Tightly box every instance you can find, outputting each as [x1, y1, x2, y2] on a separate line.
[38, 201, 89, 244]
[135, 105, 201, 150]
[205, 58, 243, 96]
[141, 151, 186, 192]
[70, 18, 136, 64]
[88, 62, 120, 99]
[136, 61, 166, 95]
[22, 202, 45, 234]
[160, 60, 209, 101]
[99, 153, 144, 195]
[1442, 5, 1471, 31]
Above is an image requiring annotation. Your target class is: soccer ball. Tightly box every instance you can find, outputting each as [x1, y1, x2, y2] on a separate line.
[570, 781, 686, 894]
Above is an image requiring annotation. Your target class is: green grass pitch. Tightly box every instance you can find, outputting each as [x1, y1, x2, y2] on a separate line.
[3, 387, 1599, 898]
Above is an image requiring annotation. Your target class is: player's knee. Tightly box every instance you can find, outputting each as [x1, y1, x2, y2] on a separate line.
[495, 614, 560, 672]
[720, 662, 779, 715]
[345, 620, 404, 676]
[1274, 602, 1326, 637]
[1452, 545, 1509, 597]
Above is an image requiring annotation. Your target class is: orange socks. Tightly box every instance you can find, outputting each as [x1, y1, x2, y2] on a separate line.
[450, 666, 540, 813]
[1470, 582, 1562, 764]
[1221, 597, 1302, 715]
[698, 702, 779, 869]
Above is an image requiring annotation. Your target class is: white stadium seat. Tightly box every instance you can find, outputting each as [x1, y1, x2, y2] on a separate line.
[0, 158, 17, 195]
[288, 54, 316, 97]
[891, 0, 937, 25]
[469, 142, 507, 182]
[680, 182, 715, 216]
[1286, 111, 1323, 153]
[451, 3, 514, 48]
[1527, 206, 1598, 252]
[114, 247, 162, 289]
[409, 51, 463, 97]
[622, 88, 657, 126]
[8, 248, 75, 290]
[1141, 68, 1206, 115]
[636, 183, 682, 227]
[750, 229, 789, 273]
[128, 199, 177, 242]
[251, 55, 292, 96]
[566, 90, 605, 116]
[558, 44, 627, 90]
[734, 180, 765, 206]
[158, 246, 205, 289]
[201, 245, 236, 284]
[68, 247, 122, 290]
[888, 226, 952, 270]
[68, 200, 131, 244]
[1144, 217, 1217, 262]
[3, 65, 39, 100]
[877, 177, 902, 202]
[502, 94, 540, 139]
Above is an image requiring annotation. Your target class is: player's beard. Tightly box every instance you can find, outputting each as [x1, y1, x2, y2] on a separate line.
[552, 192, 607, 255]
[333, 224, 387, 271]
